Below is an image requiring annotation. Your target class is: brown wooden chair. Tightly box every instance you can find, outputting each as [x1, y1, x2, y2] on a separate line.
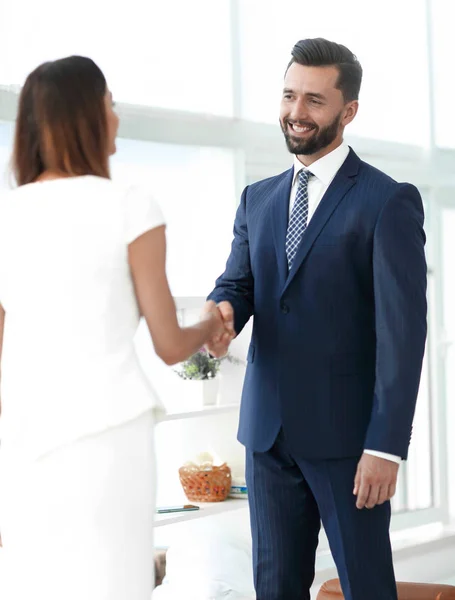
[317, 578, 455, 599]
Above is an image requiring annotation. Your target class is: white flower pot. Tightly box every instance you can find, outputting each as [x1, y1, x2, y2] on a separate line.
[184, 377, 220, 408]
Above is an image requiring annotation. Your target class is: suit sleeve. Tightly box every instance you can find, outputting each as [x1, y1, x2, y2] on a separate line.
[364, 183, 427, 459]
[207, 186, 254, 336]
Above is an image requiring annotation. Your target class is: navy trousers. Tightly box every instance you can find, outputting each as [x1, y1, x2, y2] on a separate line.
[245, 430, 397, 600]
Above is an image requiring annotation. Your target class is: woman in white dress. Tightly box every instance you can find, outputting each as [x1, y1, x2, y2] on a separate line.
[0, 56, 230, 600]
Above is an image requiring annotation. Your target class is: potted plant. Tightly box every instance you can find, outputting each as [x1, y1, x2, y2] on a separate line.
[174, 348, 244, 407]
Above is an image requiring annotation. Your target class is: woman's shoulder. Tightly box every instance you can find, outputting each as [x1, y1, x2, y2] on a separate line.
[79, 177, 159, 203]
[1, 175, 114, 196]
[0, 178, 161, 215]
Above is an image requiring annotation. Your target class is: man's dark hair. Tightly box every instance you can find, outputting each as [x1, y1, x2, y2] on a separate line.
[287, 38, 362, 103]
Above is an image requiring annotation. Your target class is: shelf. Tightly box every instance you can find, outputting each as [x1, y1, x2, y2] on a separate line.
[159, 403, 240, 422]
[174, 296, 205, 310]
[155, 497, 248, 527]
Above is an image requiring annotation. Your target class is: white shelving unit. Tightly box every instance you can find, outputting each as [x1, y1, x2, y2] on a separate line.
[174, 296, 206, 311]
[156, 404, 246, 528]
[155, 498, 248, 527]
[159, 403, 240, 423]
[154, 298, 247, 530]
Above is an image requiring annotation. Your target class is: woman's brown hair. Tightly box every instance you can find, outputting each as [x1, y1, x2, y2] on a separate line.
[12, 55, 110, 185]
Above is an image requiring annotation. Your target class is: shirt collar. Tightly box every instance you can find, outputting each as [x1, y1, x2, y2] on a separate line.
[292, 142, 350, 187]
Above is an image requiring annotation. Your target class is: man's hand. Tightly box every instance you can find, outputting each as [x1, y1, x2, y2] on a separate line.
[202, 300, 235, 358]
[353, 453, 399, 509]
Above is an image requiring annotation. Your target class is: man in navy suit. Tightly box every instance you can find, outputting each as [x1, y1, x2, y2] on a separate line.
[205, 38, 427, 600]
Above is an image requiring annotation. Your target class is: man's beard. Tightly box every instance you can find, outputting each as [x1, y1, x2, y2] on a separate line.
[280, 112, 342, 156]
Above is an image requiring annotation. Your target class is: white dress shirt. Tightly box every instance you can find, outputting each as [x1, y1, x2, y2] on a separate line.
[290, 142, 401, 465]
[0, 176, 165, 460]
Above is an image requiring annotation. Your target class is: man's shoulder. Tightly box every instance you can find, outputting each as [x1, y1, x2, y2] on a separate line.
[358, 158, 398, 187]
[357, 158, 416, 193]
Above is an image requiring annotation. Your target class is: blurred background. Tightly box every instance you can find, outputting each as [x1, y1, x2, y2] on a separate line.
[1, 0, 455, 596]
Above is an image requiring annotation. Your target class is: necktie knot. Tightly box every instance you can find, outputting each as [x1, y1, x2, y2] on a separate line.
[298, 169, 312, 185]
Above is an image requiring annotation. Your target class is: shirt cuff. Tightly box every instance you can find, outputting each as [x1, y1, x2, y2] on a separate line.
[364, 449, 401, 464]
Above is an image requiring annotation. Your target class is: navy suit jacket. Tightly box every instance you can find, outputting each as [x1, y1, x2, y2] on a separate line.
[208, 148, 427, 460]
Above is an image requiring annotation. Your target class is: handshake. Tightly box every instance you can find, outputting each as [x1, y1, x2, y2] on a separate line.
[200, 300, 236, 358]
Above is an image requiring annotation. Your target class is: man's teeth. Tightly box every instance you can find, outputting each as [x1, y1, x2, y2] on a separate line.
[292, 124, 312, 133]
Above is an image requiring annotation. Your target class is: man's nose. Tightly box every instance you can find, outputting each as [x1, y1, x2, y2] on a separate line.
[289, 97, 309, 122]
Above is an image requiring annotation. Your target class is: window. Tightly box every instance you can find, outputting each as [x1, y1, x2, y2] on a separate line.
[111, 138, 237, 296]
[393, 342, 433, 512]
[431, 0, 455, 148]
[440, 205, 455, 514]
[0, 0, 233, 115]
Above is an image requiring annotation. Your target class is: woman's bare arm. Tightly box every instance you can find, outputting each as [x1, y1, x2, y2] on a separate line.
[128, 226, 228, 365]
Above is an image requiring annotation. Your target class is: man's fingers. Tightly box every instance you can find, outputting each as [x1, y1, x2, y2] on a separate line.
[202, 300, 217, 313]
[356, 480, 371, 509]
[201, 301, 235, 357]
[204, 343, 220, 358]
[377, 485, 389, 506]
[211, 347, 229, 358]
[354, 454, 400, 509]
[353, 466, 361, 496]
[387, 482, 397, 501]
[217, 301, 235, 335]
[208, 332, 234, 355]
[204, 338, 231, 359]
[365, 484, 380, 509]
[221, 332, 232, 344]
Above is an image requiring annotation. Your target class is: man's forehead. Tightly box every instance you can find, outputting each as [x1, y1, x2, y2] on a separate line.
[284, 63, 339, 92]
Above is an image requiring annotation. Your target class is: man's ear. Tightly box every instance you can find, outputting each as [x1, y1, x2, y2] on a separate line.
[343, 100, 359, 127]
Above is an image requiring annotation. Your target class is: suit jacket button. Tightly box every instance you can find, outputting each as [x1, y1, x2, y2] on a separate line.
[280, 303, 289, 314]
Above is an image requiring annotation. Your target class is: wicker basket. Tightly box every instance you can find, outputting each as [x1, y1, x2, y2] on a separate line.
[179, 462, 232, 502]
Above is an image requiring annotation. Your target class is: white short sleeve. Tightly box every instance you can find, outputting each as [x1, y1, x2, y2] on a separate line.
[123, 186, 165, 245]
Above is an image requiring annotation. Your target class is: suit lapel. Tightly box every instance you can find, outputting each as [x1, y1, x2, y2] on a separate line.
[271, 167, 294, 289]
[282, 148, 361, 296]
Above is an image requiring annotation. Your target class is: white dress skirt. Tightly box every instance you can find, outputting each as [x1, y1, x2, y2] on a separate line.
[0, 410, 156, 600]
